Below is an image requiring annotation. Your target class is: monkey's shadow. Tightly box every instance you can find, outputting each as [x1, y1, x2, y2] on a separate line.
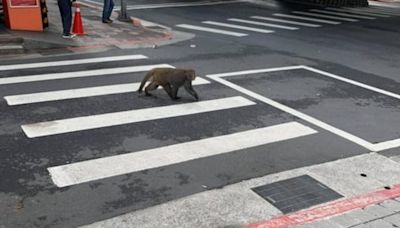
[138, 94, 196, 103]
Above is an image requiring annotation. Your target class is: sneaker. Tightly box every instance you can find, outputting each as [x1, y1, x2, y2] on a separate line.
[62, 33, 76, 39]
[102, 19, 113, 23]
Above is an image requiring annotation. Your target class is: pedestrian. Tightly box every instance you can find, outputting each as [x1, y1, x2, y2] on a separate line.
[57, 0, 76, 38]
[102, 0, 114, 23]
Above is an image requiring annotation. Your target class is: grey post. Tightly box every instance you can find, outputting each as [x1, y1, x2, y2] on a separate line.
[118, 0, 130, 22]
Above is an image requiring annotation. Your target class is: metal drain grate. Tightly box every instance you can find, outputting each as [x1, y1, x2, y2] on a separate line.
[252, 175, 343, 214]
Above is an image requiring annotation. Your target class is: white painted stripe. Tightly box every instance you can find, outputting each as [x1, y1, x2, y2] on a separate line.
[48, 121, 317, 187]
[309, 9, 376, 19]
[0, 45, 23, 50]
[81, 0, 103, 5]
[0, 64, 174, 85]
[176, 24, 248, 36]
[22, 96, 255, 138]
[343, 7, 397, 15]
[227, 18, 299, 30]
[372, 138, 400, 152]
[0, 55, 148, 71]
[301, 66, 400, 100]
[207, 65, 304, 78]
[126, 0, 245, 10]
[211, 65, 400, 102]
[202, 21, 275, 33]
[209, 66, 400, 152]
[5, 77, 211, 105]
[250, 16, 321, 27]
[207, 69, 376, 151]
[326, 7, 390, 17]
[302, 66, 400, 152]
[292, 11, 359, 22]
[273, 13, 341, 25]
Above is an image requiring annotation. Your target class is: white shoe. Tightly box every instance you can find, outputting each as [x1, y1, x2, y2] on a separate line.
[62, 33, 77, 39]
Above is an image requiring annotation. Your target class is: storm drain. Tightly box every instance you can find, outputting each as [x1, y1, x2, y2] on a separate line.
[252, 175, 343, 214]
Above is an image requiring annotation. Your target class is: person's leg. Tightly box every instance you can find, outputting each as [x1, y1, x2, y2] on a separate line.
[65, 0, 73, 34]
[57, 0, 67, 35]
[107, 0, 114, 20]
[102, 0, 111, 21]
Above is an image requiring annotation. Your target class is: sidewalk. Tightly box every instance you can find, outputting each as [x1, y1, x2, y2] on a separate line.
[0, 1, 190, 58]
[294, 198, 400, 228]
[80, 152, 400, 228]
[369, 0, 400, 7]
[248, 185, 400, 228]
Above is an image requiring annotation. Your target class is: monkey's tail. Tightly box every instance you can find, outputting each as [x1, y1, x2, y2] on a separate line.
[138, 72, 153, 93]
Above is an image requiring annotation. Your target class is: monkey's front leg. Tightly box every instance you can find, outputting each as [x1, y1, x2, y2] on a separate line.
[162, 84, 176, 99]
[184, 81, 199, 101]
[171, 86, 181, 100]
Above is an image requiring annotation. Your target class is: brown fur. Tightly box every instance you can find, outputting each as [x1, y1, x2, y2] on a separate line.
[138, 68, 199, 101]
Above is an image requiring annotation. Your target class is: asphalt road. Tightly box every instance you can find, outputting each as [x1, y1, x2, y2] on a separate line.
[1, 1, 400, 227]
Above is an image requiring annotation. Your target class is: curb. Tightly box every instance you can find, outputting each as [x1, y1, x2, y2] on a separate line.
[0, 35, 24, 44]
[245, 184, 400, 228]
[0, 34, 25, 55]
[78, 0, 171, 32]
[281, 0, 369, 7]
[77, 0, 175, 47]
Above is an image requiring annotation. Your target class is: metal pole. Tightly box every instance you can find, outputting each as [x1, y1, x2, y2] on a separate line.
[118, 0, 130, 22]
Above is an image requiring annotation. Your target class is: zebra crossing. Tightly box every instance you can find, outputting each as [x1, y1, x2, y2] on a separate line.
[174, 6, 398, 37]
[48, 121, 316, 187]
[1, 54, 317, 189]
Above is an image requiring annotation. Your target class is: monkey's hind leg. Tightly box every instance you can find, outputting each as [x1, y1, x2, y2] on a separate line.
[144, 82, 159, 96]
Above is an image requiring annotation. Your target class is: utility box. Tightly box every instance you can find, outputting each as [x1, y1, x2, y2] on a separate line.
[2, 0, 48, 31]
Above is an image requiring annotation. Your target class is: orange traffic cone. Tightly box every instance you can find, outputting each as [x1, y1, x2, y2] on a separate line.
[72, 3, 86, 36]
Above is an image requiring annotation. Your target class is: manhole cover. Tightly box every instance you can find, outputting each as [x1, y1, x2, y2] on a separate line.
[252, 175, 342, 214]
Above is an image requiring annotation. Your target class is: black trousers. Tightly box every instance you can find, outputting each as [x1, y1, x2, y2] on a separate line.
[57, 0, 73, 35]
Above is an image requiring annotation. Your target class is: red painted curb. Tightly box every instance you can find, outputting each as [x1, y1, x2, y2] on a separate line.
[245, 184, 400, 228]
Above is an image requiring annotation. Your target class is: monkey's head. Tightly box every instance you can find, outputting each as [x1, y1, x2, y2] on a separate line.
[186, 69, 196, 81]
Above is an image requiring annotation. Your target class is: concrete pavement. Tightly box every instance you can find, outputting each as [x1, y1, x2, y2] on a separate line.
[0, 0, 189, 59]
[1, 0, 400, 227]
[80, 153, 400, 228]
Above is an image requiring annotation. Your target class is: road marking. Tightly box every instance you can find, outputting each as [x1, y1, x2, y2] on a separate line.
[48, 121, 317, 187]
[250, 16, 321, 27]
[309, 9, 376, 19]
[292, 11, 359, 22]
[202, 21, 275, 33]
[326, 7, 390, 17]
[301, 66, 400, 100]
[4, 77, 211, 105]
[369, 6, 400, 12]
[343, 7, 397, 15]
[21, 96, 255, 138]
[273, 13, 341, 25]
[0, 64, 174, 85]
[0, 45, 23, 50]
[206, 65, 304, 78]
[227, 18, 299, 30]
[126, 0, 245, 10]
[176, 24, 248, 36]
[373, 138, 400, 152]
[0, 55, 148, 71]
[208, 66, 400, 152]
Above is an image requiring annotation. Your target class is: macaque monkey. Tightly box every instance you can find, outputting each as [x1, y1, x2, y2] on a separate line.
[138, 68, 199, 101]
